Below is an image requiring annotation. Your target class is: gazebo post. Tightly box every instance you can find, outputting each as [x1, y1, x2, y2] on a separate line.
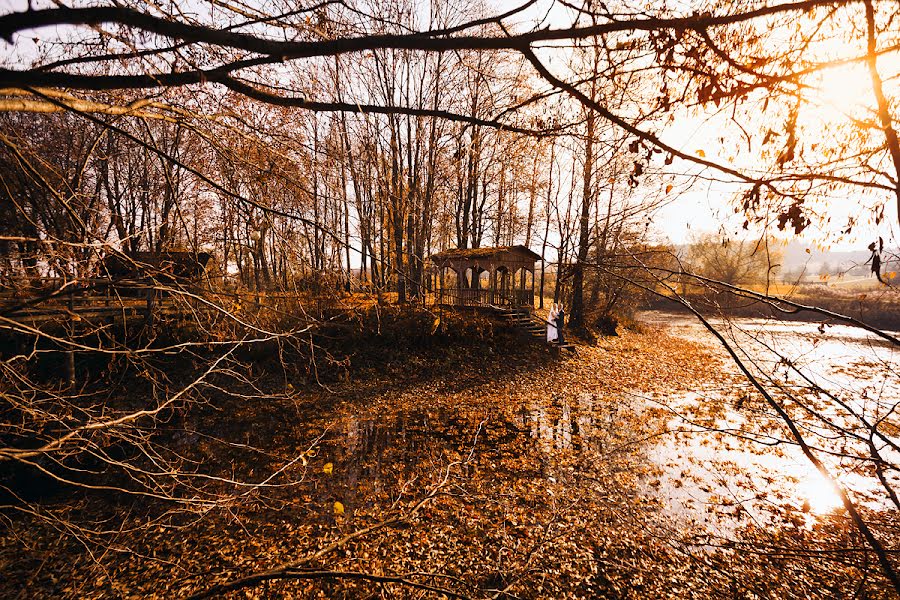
[530, 268, 535, 309]
[519, 266, 526, 305]
[439, 266, 445, 305]
[489, 265, 496, 305]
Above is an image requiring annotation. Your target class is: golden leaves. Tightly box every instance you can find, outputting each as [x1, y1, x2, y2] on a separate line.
[323, 462, 333, 475]
[333, 501, 344, 515]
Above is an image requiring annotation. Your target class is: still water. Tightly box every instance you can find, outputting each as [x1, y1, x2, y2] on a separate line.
[639, 310, 900, 530]
[321, 311, 899, 535]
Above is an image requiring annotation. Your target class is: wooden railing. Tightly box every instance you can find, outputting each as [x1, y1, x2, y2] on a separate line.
[509, 289, 533, 306]
[436, 287, 532, 307]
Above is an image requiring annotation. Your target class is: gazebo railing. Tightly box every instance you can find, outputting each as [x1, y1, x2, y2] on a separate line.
[508, 289, 532, 306]
[436, 288, 489, 306]
[436, 288, 532, 307]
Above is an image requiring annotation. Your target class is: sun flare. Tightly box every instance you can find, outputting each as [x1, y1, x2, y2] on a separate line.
[808, 64, 873, 113]
[797, 473, 844, 514]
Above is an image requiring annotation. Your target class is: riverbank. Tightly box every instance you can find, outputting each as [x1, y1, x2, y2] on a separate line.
[2, 318, 895, 598]
[645, 286, 900, 332]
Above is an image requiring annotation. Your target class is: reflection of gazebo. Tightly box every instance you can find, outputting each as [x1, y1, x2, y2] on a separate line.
[427, 245, 540, 309]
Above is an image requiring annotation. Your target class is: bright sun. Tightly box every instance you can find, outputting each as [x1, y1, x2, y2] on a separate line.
[808, 63, 873, 113]
[797, 473, 844, 514]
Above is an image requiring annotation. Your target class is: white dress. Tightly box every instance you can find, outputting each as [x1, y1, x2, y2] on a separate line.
[546, 308, 558, 342]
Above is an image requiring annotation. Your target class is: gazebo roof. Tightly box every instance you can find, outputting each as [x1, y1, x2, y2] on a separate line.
[428, 245, 541, 264]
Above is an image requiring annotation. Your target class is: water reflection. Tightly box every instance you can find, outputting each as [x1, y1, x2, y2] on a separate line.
[640, 310, 897, 529]
[646, 414, 859, 531]
[339, 409, 456, 492]
[328, 392, 618, 492]
[323, 310, 896, 536]
[514, 392, 605, 455]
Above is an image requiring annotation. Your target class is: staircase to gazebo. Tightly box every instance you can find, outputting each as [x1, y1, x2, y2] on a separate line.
[493, 305, 576, 353]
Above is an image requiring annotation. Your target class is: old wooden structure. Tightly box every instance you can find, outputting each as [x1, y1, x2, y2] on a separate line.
[101, 251, 212, 282]
[427, 245, 540, 309]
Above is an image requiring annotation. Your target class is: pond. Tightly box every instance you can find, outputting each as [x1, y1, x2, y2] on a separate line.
[319, 311, 900, 542]
[638, 310, 900, 533]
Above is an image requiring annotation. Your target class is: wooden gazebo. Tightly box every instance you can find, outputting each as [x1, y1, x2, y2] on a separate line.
[427, 245, 540, 309]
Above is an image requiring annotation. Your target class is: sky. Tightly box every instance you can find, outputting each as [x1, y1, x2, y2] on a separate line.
[1, 0, 897, 256]
[512, 0, 899, 253]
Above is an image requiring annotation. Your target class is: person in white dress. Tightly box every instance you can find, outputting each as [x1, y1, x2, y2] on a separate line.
[546, 303, 558, 342]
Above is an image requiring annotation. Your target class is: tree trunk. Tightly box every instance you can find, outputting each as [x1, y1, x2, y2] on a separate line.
[570, 107, 595, 330]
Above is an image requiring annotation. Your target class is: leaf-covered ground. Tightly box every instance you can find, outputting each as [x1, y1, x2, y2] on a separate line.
[2, 321, 896, 598]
